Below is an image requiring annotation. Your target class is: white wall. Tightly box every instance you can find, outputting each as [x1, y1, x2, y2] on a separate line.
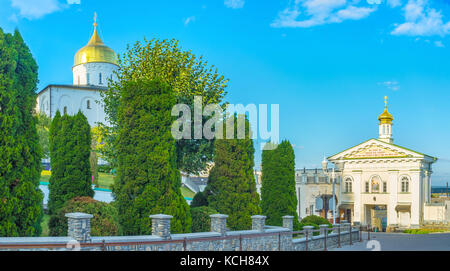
[37, 86, 109, 127]
[72, 62, 118, 87]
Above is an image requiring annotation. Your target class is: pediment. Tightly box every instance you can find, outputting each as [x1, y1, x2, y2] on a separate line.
[344, 144, 410, 159]
[328, 139, 425, 161]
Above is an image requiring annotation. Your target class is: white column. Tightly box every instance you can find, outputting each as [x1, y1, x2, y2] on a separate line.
[387, 170, 398, 228]
[410, 171, 421, 228]
[353, 171, 362, 225]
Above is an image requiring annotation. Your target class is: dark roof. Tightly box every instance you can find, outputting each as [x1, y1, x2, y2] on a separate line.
[37, 84, 108, 96]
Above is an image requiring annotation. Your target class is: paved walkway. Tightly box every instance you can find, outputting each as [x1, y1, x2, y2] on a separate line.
[332, 232, 450, 251]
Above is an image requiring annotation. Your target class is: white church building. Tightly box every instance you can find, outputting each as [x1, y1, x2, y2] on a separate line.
[36, 15, 117, 126]
[327, 97, 438, 230]
[258, 97, 444, 230]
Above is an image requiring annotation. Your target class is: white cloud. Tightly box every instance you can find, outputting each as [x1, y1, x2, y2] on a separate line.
[379, 81, 400, 91]
[271, 0, 377, 28]
[224, 0, 245, 9]
[10, 0, 80, 20]
[184, 16, 195, 26]
[434, 40, 445, 47]
[391, 0, 450, 36]
[387, 0, 402, 8]
[11, 0, 62, 19]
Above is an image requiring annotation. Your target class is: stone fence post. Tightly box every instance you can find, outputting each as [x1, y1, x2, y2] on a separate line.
[332, 223, 340, 233]
[150, 214, 172, 240]
[251, 215, 266, 232]
[282, 216, 294, 231]
[319, 224, 329, 236]
[66, 212, 93, 243]
[342, 222, 351, 232]
[303, 226, 314, 240]
[210, 214, 228, 236]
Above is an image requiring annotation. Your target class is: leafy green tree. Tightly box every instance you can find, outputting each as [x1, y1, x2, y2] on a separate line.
[205, 114, 261, 230]
[0, 29, 43, 237]
[113, 78, 191, 235]
[260, 140, 300, 228]
[101, 38, 228, 174]
[48, 111, 94, 215]
[36, 112, 51, 158]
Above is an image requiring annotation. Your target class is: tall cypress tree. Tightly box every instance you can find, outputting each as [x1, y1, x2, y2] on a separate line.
[48, 111, 94, 217]
[205, 114, 261, 230]
[260, 140, 299, 228]
[113, 78, 191, 235]
[0, 29, 43, 236]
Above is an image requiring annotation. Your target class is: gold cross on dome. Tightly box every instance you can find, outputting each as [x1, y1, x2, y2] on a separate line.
[93, 12, 98, 27]
[384, 96, 388, 107]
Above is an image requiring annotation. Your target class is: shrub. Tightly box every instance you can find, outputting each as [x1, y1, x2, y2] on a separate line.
[49, 197, 119, 237]
[300, 215, 331, 226]
[191, 191, 208, 208]
[190, 206, 218, 233]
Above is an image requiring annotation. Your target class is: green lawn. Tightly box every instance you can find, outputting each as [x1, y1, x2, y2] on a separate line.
[97, 172, 115, 190]
[40, 214, 50, 237]
[40, 172, 197, 198]
[181, 186, 195, 199]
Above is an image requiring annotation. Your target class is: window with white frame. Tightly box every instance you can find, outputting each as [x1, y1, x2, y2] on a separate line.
[401, 176, 410, 193]
[344, 178, 352, 193]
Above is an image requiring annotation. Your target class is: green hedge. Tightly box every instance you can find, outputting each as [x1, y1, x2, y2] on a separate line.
[49, 197, 119, 236]
[190, 206, 217, 233]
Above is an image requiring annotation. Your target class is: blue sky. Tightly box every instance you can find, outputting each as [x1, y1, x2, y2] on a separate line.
[1, 0, 450, 186]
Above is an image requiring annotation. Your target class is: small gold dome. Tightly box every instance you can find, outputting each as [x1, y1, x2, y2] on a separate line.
[378, 96, 393, 124]
[74, 17, 117, 67]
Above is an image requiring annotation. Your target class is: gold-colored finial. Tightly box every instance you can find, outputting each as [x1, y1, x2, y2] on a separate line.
[93, 12, 98, 27]
[378, 96, 393, 124]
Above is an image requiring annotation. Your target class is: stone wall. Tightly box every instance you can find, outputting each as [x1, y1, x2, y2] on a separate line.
[0, 213, 359, 251]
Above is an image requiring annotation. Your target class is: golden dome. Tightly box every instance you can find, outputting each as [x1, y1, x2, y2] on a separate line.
[74, 15, 118, 67]
[378, 96, 393, 124]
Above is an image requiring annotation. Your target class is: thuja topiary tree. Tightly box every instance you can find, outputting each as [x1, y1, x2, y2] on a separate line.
[205, 114, 261, 230]
[260, 140, 300, 228]
[0, 29, 43, 237]
[48, 111, 94, 216]
[113, 78, 191, 235]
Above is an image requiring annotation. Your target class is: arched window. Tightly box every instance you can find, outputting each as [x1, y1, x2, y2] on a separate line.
[86, 73, 90, 85]
[344, 178, 352, 193]
[87, 100, 91, 109]
[371, 176, 381, 193]
[99, 73, 102, 85]
[401, 176, 410, 193]
[63, 106, 67, 115]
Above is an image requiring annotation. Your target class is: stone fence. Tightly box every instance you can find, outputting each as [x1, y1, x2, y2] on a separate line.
[0, 213, 360, 251]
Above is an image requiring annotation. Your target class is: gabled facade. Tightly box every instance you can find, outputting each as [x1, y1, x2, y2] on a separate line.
[327, 98, 437, 230]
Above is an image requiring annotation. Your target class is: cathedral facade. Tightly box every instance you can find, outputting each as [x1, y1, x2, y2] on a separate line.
[36, 16, 117, 126]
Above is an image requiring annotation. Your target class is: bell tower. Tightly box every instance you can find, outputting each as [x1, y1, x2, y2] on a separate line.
[378, 96, 394, 144]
